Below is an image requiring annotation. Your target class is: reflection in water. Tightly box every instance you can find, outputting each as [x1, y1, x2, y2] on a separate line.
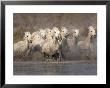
[14, 61, 97, 75]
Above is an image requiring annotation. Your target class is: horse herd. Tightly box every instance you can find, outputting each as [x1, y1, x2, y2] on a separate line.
[14, 26, 96, 61]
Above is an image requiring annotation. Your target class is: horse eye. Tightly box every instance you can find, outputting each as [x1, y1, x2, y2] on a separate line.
[91, 31, 92, 32]
[27, 36, 28, 37]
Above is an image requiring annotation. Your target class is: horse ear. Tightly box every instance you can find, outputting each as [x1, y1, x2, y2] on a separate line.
[88, 26, 95, 30]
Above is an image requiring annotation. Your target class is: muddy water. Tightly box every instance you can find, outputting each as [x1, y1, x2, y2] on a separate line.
[14, 60, 97, 75]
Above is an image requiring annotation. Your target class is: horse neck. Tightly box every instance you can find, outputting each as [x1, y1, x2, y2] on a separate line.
[85, 34, 91, 43]
[24, 39, 29, 48]
[69, 34, 78, 44]
[24, 39, 28, 44]
[46, 35, 53, 40]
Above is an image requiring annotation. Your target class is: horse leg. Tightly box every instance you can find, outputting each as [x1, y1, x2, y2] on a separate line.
[57, 49, 63, 61]
[85, 49, 90, 60]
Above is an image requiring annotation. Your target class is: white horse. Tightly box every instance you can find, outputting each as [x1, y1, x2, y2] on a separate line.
[67, 29, 80, 59]
[77, 26, 96, 59]
[14, 32, 32, 58]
